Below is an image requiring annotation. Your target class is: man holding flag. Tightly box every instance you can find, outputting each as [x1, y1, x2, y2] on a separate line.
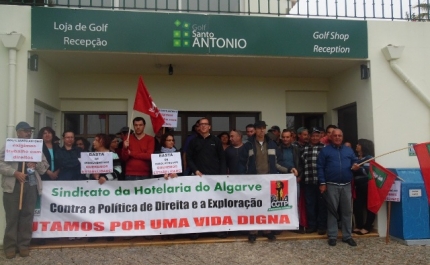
[317, 129, 359, 247]
[121, 117, 154, 181]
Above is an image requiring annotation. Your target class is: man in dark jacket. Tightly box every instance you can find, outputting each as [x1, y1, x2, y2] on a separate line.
[317, 129, 359, 247]
[186, 118, 227, 240]
[244, 121, 279, 242]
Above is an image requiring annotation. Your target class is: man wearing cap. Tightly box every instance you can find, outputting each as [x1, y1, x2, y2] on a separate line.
[301, 127, 327, 235]
[268, 125, 282, 146]
[0, 122, 49, 259]
[317, 129, 359, 247]
[244, 120, 279, 242]
[293, 127, 310, 154]
[121, 117, 154, 180]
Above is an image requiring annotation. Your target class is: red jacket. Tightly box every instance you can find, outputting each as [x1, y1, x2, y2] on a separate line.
[121, 134, 154, 177]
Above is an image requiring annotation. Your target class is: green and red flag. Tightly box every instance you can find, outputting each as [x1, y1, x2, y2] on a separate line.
[413, 142, 430, 204]
[367, 161, 397, 214]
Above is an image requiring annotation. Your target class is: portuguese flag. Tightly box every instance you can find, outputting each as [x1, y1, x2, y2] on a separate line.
[367, 161, 397, 214]
[413, 142, 430, 204]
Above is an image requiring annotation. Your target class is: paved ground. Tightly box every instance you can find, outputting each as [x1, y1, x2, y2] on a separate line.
[1, 237, 429, 265]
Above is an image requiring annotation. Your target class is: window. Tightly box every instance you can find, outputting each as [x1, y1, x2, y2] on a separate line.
[286, 113, 324, 131]
[63, 113, 127, 142]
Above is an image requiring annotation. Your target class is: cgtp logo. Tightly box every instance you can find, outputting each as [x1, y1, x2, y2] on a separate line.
[268, 180, 292, 211]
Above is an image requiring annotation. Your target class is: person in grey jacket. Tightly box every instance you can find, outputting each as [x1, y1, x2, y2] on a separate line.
[0, 122, 49, 259]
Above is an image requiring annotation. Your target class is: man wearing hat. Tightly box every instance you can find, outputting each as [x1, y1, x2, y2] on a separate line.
[244, 120, 280, 242]
[0, 122, 48, 259]
[293, 127, 310, 153]
[268, 125, 281, 146]
[301, 127, 327, 235]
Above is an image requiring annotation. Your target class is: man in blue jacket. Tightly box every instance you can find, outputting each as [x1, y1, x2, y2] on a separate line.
[317, 129, 359, 247]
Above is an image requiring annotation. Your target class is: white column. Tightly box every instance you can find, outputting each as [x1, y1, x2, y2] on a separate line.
[0, 33, 25, 137]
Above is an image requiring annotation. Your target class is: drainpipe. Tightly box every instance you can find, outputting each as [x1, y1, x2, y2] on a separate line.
[381, 45, 430, 109]
[0, 32, 25, 137]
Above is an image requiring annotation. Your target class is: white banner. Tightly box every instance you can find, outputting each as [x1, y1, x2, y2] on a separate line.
[151, 152, 182, 175]
[80, 152, 113, 174]
[5, 138, 43, 162]
[160, 109, 178, 128]
[32, 174, 298, 238]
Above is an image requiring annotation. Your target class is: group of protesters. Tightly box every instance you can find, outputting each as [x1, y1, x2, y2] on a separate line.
[1, 117, 375, 258]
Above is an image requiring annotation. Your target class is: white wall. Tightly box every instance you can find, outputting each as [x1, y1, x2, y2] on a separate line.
[328, 64, 374, 140]
[368, 21, 430, 168]
[0, 5, 32, 247]
[59, 74, 326, 133]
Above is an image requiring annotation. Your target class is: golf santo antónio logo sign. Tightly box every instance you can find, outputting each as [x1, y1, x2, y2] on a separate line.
[173, 19, 247, 49]
[268, 180, 292, 211]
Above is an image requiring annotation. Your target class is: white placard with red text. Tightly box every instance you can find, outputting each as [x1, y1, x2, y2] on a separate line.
[32, 174, 298, 237]
[386, 180, 401, 202]
[4, 138, 43, 162]
[151, 152, 182, 175]
[160, 109, 178, 128]
[80, 152, 113, 174]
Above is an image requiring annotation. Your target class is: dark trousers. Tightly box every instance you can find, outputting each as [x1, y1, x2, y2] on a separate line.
[3, 181, 38, 253]
[354, 181, 376, 231]
[303, 184, 327, 230]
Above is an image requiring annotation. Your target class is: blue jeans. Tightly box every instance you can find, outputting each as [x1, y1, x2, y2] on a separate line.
[303, 184, 327, 230]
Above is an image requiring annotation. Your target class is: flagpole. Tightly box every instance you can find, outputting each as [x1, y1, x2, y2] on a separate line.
[353, 147, 409, 181]
[386, 201, 392, 244]
[127, 111, 134, 142]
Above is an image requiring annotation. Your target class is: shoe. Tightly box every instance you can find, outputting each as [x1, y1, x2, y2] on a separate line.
[357, 229, 370, 235]
[273, 230, 282, 235]
[328, 239, 337, 246]
[189, 233, 199, 240]
[342, 238, 357, 247]
[216, 232, 228, 238]
[292, 228, 305, 234]
[352, 229, 361, 234]
[87, 237, 98, 243]
[306, 228, 317, 234]
[248, 234, 257, 243]
[19, 249, 30, 257]
[265, 232, 276, 241]
[5, 251, 16, 259]
[107, 237, 114, 241]
[317, 229, 327, 235]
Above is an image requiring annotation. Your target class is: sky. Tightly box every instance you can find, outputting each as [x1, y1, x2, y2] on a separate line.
[289, 0, 426, 20]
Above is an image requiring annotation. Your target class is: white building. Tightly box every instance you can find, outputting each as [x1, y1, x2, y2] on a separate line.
[0, 1, 429, 245]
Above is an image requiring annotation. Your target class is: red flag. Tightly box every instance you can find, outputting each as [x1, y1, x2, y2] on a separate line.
[133, 76, 165, 134]
[413, 142, 430, 204]
[367, 161, 397, 214]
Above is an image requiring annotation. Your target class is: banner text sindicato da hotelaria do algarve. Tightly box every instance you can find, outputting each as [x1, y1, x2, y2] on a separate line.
[33, 174, 298, 237]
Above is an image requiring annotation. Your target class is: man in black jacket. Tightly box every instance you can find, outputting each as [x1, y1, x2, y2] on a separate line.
[186, 118, 227, 240]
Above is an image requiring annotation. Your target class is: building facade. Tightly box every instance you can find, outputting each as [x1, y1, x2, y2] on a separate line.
[0, 1, 429, 245]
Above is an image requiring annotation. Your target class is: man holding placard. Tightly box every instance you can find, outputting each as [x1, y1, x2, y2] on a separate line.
[0, 122, 48, 259]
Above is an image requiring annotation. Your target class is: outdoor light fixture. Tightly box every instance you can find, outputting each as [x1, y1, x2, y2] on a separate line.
[168, 64, 173, 75]
[360, 64, 369, 80]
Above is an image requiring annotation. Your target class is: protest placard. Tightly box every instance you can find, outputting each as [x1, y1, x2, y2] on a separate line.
[386, 180, 401, 202]
[4, 138, 43, 162]
[80, 152, 113, 174]
[32, 174, 299, 237]
[160, 109, 178, 128]
[151, 152, 182, 175]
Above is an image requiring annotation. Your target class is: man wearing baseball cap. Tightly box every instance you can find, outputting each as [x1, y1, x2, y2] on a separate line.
[244, 120, 280, 242]
[0, 122, 48, 259]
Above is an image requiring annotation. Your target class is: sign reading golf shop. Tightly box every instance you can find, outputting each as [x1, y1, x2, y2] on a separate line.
[32, 175, 298, 237]
[31, 7, 367, 58]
